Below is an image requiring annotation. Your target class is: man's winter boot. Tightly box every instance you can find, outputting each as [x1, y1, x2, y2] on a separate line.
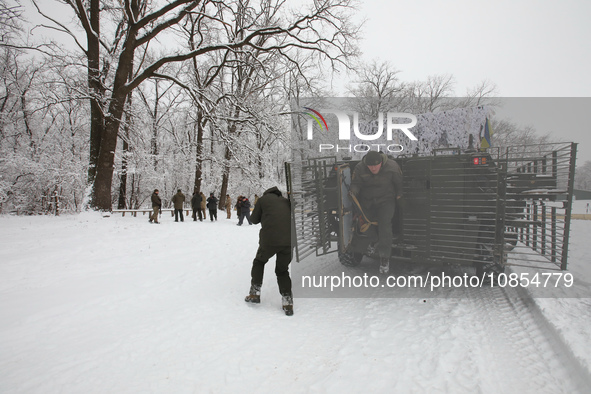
[379, 257, 390, 275]
[244, 284, 261, 303]
[281, 293, 294, 316]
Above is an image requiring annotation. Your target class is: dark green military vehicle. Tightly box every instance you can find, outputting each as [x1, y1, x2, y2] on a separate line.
[286, 142, 577, 274]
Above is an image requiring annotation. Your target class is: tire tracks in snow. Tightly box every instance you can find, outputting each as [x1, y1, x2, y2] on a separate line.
[471, 283, 591, 393]
[511, 281, 591, 392]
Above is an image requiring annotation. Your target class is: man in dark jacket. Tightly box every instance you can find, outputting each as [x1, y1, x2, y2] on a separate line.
[350, 151, 403, 274]
[191, 191, 203, 221]
[206, 193, 218, 221]
[237, 197, 252, 226]
[171, 189, 186, 222]
[149, 189, 161, 224]
[235, 196, 243, 221]
[244, 186, 294, 316]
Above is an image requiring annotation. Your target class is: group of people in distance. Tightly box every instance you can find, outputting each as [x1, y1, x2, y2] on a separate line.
[147, 189, 259, 225]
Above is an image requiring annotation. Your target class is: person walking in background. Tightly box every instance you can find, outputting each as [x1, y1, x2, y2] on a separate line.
[207, 193, 218, 221]
[235, 196, 243, 222]
[254, 194, 259, 205]
[225, 194, 232, 219]
[171, 189, 186, 222]
[149, 189, 161, 224]
[200, 192, 207, 220]
[237, 196, 252, 226]
[192, 191, 203, 221]
[244, 186, 294, 316]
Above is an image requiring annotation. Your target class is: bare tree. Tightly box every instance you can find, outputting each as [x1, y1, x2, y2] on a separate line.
[0, 0, 23, 46]
[116, 83, 132, 209]
[459, 79, 500, 108]
[347, 59, 405, 117]
[491, 119, 548, 147]
[180, 12, 227, 196]
[34, 0, 359, 210]
[30, 0, 112, 186]
[136, 74, 183, 170]
[404, 74, 456, 113]
[0, 52, 89, 214]
[574, 161, 591, 191]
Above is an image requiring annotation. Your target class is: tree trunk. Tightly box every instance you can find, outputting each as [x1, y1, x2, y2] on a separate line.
[20, 89, 35, 157]
[257, 131, 265, 179]
[93, 109, 123, 210]
[150, 82, 159, 170]
[87, 0, 103, 187]
[54, 189, 59, 216]
[117, 137, 128, 209]
[93, 83, 132, 210]
[92, 25, 137, 210]
[218, 104, 240, 208]
[129, 173, 139, 209]
[218, 139, 233, 209]
[219, 172, 229, 209]
[193, 108, 204, 194]
[117, 66, 134, 209]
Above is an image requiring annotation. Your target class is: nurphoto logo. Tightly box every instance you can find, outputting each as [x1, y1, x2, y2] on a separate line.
[303, 108, 418, 153]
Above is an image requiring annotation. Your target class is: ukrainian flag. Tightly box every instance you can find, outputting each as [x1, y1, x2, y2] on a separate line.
[480, 117, 493, 149]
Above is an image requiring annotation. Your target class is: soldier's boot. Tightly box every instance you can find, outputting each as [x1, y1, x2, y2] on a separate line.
[379, 257, 390, 275]
[281, 293, 294, 316]
[244, 284, 261, 303]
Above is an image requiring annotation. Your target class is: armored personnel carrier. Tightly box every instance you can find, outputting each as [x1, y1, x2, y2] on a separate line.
[286, 142, 577, 275]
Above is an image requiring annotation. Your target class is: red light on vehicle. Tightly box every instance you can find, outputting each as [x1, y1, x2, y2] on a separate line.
[472, 156, 487, 165]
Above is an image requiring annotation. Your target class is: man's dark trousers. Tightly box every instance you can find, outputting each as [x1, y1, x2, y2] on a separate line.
[364, 200, 396, 258]
[251, 245, 292, 295]
[175, 209, 184, 222]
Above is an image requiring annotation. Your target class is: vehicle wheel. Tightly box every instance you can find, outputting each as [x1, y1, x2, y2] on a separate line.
[338, 250, 363, 267]
[474, 244, 505, 283]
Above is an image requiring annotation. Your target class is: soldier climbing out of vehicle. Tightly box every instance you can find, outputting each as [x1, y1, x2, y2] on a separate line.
[350, 151, 403, 275]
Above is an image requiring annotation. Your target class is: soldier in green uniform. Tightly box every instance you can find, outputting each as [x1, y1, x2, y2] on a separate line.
[149, 189, 161, 224]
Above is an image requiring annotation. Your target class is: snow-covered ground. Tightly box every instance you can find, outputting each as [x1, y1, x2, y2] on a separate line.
[573, 199, 591, 215]
[1, 205, 590, 393]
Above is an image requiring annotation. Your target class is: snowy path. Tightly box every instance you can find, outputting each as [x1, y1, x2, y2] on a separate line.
[1, 213, 590, 393]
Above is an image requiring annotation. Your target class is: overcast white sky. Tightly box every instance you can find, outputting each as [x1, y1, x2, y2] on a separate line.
[333, 0, 591, 164]
[346, 0, 590, 97]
